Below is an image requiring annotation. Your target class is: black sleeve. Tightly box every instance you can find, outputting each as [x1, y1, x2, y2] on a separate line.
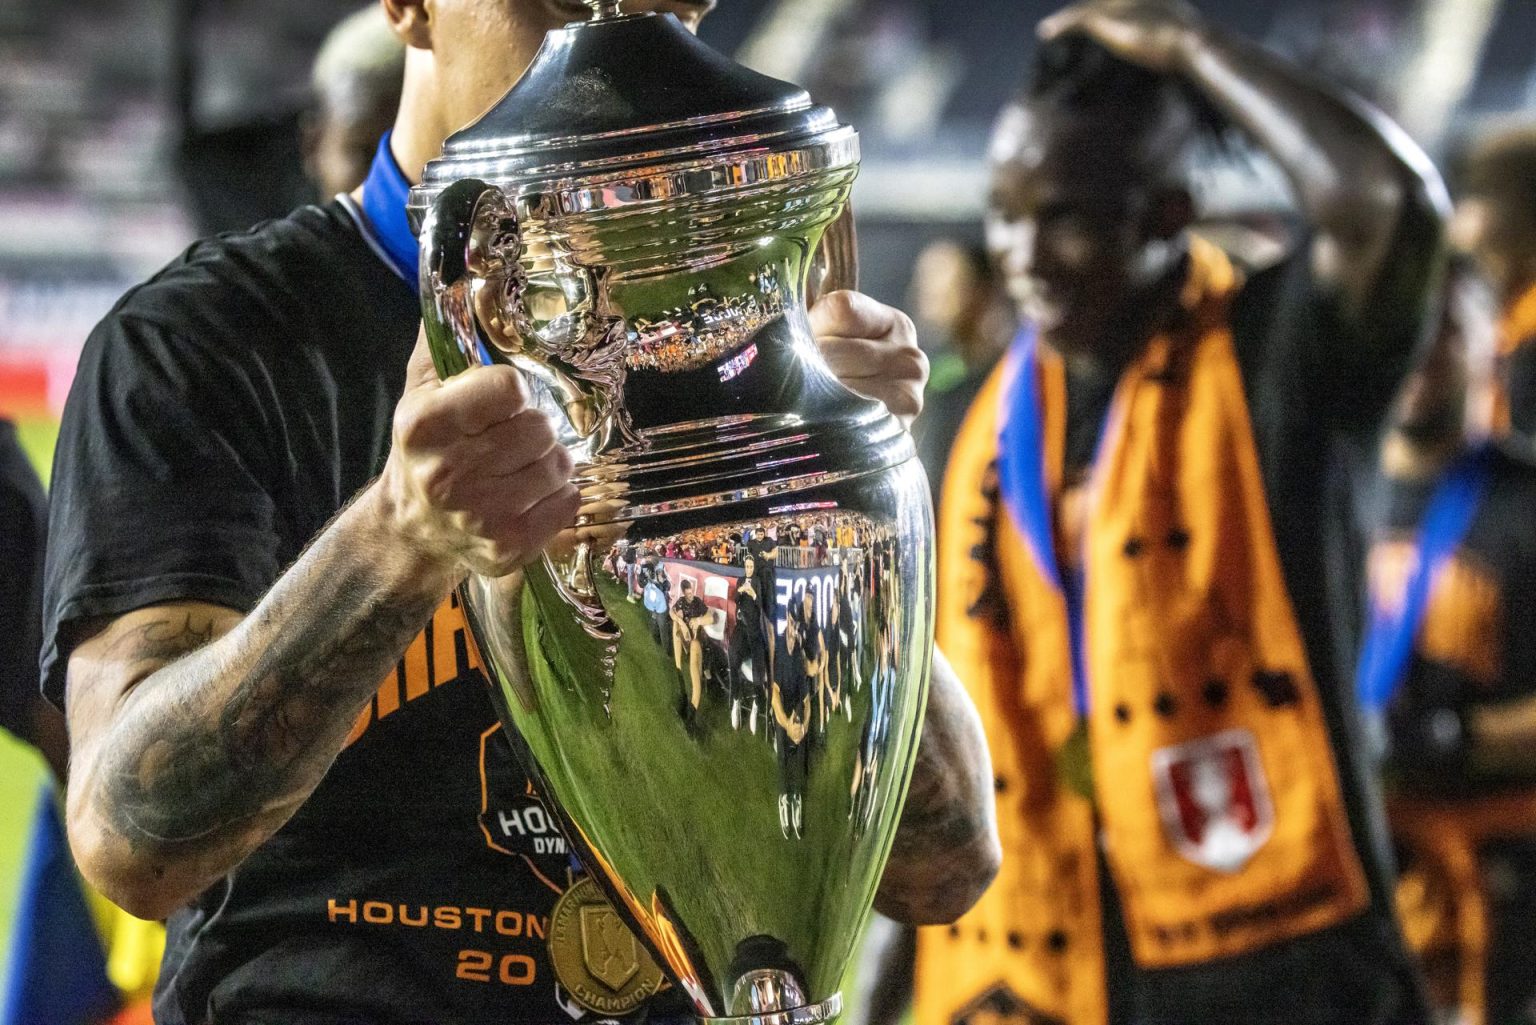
[1505, 341, 1536, 441]
[40, 311, 282, 708]
[1231, 232, 1421, 442]
[0, 420, 47, 740]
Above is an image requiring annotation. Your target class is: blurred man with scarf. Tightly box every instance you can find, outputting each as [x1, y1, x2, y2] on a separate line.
[1362, 264, 1536, 1025]
[920, 1, 1446, 1022]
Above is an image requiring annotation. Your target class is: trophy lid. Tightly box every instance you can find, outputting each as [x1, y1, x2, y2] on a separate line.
[410, 4, 857, 218]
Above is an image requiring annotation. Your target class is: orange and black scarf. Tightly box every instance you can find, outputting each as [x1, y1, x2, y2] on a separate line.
[915, 240, 1369, 1025]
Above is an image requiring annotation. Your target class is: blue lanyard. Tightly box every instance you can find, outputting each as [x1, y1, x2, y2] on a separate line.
[359, 131, 419, 284]
[995, 327, 1108, 718]
[1356, 445, 1495, 715]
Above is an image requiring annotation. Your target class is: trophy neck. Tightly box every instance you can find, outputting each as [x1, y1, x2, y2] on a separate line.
[711, 980, 842, 1025]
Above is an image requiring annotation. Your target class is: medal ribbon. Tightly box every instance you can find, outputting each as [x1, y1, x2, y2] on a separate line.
[995, 326, 1112, 719]
[1356, 444, 1495, 715]
[359, 131, 419, 284]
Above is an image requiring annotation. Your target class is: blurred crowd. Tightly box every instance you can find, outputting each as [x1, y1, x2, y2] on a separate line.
[9, 1, 1536, 1024]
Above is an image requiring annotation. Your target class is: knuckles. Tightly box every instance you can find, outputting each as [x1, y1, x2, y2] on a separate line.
[810, 289, 864, 331]
[470, 485, 581, 577]
[887, 307, 918, 346]
[886, 386, 924, 419]
[890, 345, 929, 385]
[512, 409, 560, 457]
[476, 365, 531, 410]
[548, 444, 576, 481]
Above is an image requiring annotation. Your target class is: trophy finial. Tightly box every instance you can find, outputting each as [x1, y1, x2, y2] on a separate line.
[584, 0, 623, 19]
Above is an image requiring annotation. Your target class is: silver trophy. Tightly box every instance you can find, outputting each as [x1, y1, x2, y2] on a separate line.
[411, 4, 934, 1022]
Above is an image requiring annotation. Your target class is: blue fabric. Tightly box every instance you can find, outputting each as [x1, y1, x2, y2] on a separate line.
[995, 326, 1100, 717]
[1356, 444, 1495, 714]
[360, 132, 418, 283]
[3, 786, 117, 1025]
[996, 329, 1059, 589]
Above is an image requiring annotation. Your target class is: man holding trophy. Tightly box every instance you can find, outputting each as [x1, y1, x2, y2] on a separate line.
[40, 1, 1001, 1023]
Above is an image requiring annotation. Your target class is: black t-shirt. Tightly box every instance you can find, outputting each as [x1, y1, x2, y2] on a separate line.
[794, 607, 823, 666]
[774, 624, 808, 709]
[42, 199, 688, 1025]
[732, 589, 765, 656]
[1065, 243, 1429, 1020]
[0, 418, 46, 744]
[1374, 443, 1536, 794]
[671, 594, 708, 626]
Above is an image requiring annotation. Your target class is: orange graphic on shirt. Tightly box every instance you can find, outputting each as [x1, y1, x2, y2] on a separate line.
[478, 724, 567, 895]
[343, 592, 485, 747]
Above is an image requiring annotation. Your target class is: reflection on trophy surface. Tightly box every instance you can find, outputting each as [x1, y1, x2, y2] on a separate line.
[414, 3, 934, 1021]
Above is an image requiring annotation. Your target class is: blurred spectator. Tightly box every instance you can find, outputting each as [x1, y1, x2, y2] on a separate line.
[1453, 125, 1536, 439]
[908, 239, 1011, 501]
[918, 3, 1444, 1022]
[304, 4, 406, 198]
[0, 417, 126, 1025]
[172, 0, 371, 234]
[0, 418, 62, 782]
[1362, 264, 1536, 1025]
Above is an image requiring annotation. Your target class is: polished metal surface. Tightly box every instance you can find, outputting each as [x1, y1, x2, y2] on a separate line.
[416, 14, 932, 1023]
[406, 12, 859, 221]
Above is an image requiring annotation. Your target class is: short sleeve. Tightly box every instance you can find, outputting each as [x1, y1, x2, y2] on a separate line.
[1231, 231, 1427, 443]
[0, 420, 46, 737]
[41, 311, 282, 706]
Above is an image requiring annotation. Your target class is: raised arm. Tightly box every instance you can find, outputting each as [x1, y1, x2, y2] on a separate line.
[65, 331, 578, 920]
[875, 648, 1002, 925]
[1042, 0, 1447, 326]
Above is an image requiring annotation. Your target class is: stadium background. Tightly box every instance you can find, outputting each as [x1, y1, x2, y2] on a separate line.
[4, 0, 1536, 1002]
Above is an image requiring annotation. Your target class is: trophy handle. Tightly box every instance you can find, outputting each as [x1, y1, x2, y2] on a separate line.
[806, 200, 859, 305]
[420, 179, 619, 641]
[420, 178, 534, 378]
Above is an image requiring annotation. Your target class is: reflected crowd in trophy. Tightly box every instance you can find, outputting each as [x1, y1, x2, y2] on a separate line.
[603, 510, 904, 839]
[12, 2, 1536, 1025]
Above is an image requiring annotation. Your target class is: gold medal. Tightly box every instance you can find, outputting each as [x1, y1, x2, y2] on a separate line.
[1054, 719, 1093, 801]
[549, 876, 666, 1016]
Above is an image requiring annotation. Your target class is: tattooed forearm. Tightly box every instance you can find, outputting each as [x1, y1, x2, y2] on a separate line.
[69, 489, 456, 913]
[99, 612, 217, 668]
[101, 563, 441, 847]
[874, 649, 1001, 925]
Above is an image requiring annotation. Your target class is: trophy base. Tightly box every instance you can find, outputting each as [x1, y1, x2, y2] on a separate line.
[706, 993, 842, 1025]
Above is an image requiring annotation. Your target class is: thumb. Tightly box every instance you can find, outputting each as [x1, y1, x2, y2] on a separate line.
[405, 324, 442, 392]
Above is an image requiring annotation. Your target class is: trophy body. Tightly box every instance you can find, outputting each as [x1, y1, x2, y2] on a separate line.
[412, 8, 934, 1022]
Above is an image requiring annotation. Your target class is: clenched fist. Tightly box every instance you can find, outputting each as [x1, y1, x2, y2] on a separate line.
[373, 328, 581, 578]
[810, 290, 928, 428]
